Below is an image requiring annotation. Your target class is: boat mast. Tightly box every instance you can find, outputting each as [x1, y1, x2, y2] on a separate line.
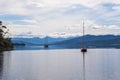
[82, 20, 85, 48]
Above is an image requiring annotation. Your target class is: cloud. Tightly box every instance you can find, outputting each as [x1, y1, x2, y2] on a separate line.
[0, 0, 120, 37]
[112, 5, 120, 11]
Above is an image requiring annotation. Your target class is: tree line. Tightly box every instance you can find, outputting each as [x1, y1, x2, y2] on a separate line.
[0, 21, 13, 51]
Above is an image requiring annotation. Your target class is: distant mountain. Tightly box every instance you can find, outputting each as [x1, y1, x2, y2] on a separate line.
[12, 35, 120, 49]
[84, 35, 120, 41]
[52, 35, 120, 48]
[86, 38, 120, 48]
[11, 37, 73, 45]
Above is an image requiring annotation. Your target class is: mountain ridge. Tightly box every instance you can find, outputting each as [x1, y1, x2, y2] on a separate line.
[11, 35, 120, 49]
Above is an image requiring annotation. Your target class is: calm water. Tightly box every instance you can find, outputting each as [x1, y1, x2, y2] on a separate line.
[0, 49, 120, 80]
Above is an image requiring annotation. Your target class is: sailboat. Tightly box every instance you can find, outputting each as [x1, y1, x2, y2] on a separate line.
[44, 44, 48, 48]
[81, 21, 87, 52]
[44, 36, 49, 48]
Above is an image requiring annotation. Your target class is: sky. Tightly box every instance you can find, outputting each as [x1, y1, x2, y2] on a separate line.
[0, 0, 120, 37]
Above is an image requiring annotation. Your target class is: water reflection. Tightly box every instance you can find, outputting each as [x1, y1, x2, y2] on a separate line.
[82, 52, 86, 80]
[0, 51, 11, 80]
[0, 49, 119, 80]
[0, 52, 3, 80]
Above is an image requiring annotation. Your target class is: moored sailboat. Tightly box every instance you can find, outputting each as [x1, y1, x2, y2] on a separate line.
[81, 21, 87, 52]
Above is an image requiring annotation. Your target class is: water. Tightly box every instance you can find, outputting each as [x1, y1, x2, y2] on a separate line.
[0, 49, 120, 80]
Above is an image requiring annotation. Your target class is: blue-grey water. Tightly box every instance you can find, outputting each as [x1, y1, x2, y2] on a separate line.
[0, 49, 120, 80]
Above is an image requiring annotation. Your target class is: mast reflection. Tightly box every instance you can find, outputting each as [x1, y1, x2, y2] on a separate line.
[82, 52, 86, 80]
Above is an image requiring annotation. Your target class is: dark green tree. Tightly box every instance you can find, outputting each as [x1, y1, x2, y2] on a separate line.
[0, 21, 13, 51]
[0, 21, 9, 39]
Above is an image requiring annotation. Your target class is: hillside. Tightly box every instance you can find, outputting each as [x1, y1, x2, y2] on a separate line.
[52, 35, 120, 48]
[12, 35, 120, 49]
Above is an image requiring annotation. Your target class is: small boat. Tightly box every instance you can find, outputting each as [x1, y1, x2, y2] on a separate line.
[44, 44, 48, 48]
[81, 21, 87, 52]
[44, 36, 49, 48]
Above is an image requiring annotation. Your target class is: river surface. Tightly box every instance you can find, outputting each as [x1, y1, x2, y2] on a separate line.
[0, 49, 120, 80]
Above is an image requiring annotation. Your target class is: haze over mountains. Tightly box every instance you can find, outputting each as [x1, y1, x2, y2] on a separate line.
[12, 35, 120, 49]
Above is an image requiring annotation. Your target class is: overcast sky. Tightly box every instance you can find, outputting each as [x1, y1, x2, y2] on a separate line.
[0, 0, 120, 37]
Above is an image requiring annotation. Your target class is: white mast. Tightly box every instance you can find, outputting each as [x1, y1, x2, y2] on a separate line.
[81, 20, 87, 52]
[82, 20, 85, 48]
